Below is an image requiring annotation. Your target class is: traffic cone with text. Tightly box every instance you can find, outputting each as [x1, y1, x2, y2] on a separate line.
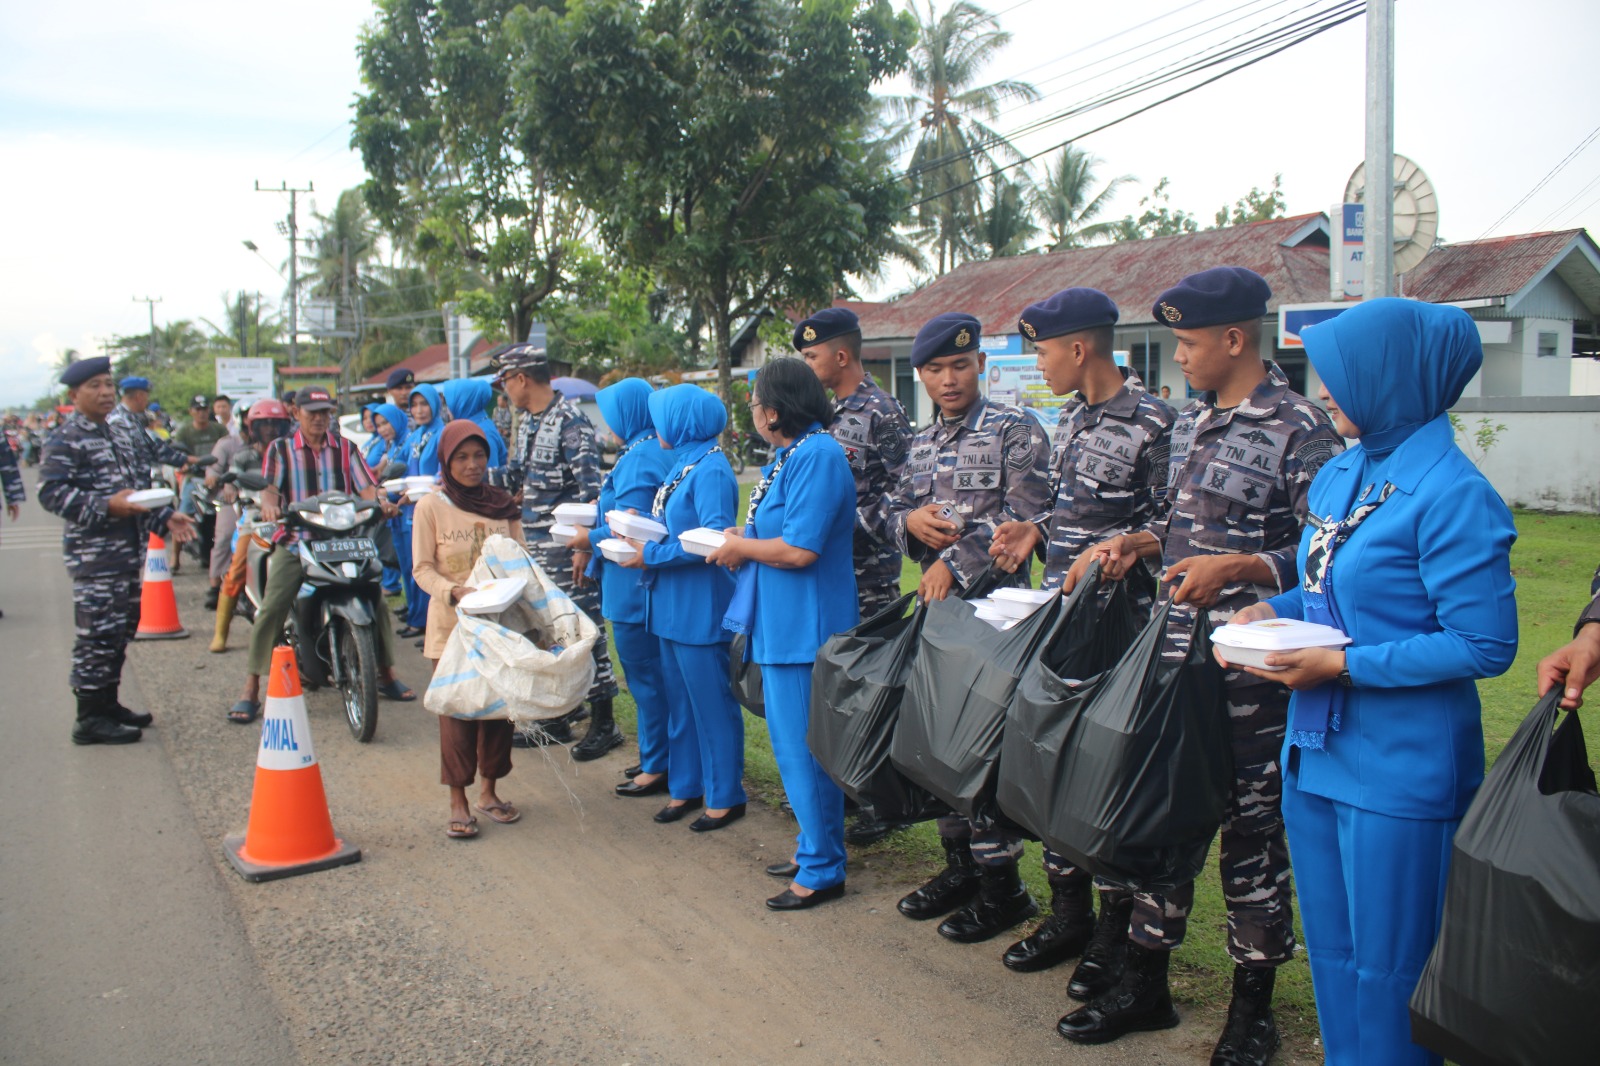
[134, 533, 188, 640]
[224, 645, 361, 882]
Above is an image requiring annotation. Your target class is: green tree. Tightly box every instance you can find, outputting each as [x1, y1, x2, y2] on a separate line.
[200, 291, 283, 359]
[1110, 177, 1200, 241]
[892, 1, 1039, 275]
[979, 172, 1039, 258]
[515, 0, 914, 418]
[543, 256, 687, 381]
[1036, 144, 1133, 250]
[299, 187, 381, 301]
[1214, 173, 1286, 228]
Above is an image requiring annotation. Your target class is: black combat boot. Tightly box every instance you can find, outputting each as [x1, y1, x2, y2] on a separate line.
[1210, 965, 1280, 1066]
[1057, 942, 1180, 1045]
[938, 860, 1040, 943]
[1068, 892, 1135, 1001]
[897, 836, 981, 920]
[513, 716, 574, 748]
[844, 805, 912, 847]
[70, 688, 142, 746]
[106, 685, 154, 728]
[1002, 875, 1096, 971]
[571, 697, 624, 761]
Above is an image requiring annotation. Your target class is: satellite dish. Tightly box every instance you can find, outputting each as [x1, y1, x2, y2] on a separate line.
[1344, 154, 1440, 273]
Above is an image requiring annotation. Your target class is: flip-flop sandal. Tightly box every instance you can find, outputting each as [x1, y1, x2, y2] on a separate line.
[228, 700, 261, 724]
[379, 680, 416, 702]
[475, 802, 521, 824]
[446, 817, 479, 839]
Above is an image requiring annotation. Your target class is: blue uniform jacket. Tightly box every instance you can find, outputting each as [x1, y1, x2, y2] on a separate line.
[591, 379, 673, 625]
[406, 384, 445, 478]
[439, 379, 507, 468]
[748, 425, 859, 665]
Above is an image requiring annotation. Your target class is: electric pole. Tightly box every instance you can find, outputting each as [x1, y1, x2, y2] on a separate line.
[254, 180, 313, 367]
[1363, 0, 1395, 299]
[132, 295, 162, 366]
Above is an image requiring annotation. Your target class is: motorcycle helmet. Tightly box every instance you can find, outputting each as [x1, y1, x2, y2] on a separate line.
[246, 398, 292, 445]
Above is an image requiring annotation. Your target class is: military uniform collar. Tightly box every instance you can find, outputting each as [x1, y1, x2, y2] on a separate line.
[835, 373, 882, 412]
[528, 390, 569, 420]
[68, 410, 108, 431]
[1201, 361, 1290, 425]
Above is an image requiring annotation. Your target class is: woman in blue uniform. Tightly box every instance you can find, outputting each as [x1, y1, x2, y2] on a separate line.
[439, 378, 507, 468]
[1222, 298, 1518, 1066]
[615, 384, 745, 829]
[368, 402, 410, 598]
[570, 379, 675, 797]
[399, 383, 446, 638]
[708, 359, 858, 910]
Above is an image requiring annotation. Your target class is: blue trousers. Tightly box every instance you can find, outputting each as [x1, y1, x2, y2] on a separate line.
[613, 620, 668, 775]
[1283, 759, 1455, 1066]
[762, 663, 846, 890]
[400, 512, 430, 629]
[658, 639, 747, 809]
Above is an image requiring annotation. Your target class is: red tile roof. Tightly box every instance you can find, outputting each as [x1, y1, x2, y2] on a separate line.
[1399, 229, 1587, 303]
[361, 339, 494, 387]
[854, 214, 1333, 340]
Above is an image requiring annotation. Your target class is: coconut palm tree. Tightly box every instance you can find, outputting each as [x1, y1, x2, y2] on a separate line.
[979, 172, 1039, 258]
[891, 1, 1040, 275]
[1036, 143, 1133, 251]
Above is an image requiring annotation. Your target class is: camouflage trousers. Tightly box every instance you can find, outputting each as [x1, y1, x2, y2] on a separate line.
[71, 571, 142, 691]
[532, 540, 617, 704]
[937, 814, 1025, 868]
[857, 579, 904, 625]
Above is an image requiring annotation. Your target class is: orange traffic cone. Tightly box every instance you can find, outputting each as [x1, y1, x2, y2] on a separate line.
[223, 645, 361, 882]
[134, 533, 188, 640]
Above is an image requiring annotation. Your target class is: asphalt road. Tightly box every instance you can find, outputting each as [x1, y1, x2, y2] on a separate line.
[0, 467, 1249, 1065]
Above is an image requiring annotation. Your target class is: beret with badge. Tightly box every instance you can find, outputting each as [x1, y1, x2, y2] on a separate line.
[910, 311, 982, 369]
[386, 367, 415, 390]
[1018, 287, 1119, 342]
[1152, 266, 1272, 330]
[61, 356, 113, 388]
[792, 307, 860, 350]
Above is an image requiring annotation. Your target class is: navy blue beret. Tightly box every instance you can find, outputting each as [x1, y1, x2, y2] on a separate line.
[911, 312, 982, 369]
[61, 357, 112, 388]
[792, 307, 860, 350]
[386, 367, 415, 390]
[118, 375, 151, 392]
[1019, 288, 1119, 342]
[1153, 266, 1271, 330]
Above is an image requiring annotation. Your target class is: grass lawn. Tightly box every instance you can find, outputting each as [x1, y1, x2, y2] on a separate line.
[601, 499, 1600, 1058]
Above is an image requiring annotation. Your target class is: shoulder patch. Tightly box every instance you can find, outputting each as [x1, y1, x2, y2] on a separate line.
[1294, 438, 1339, 479]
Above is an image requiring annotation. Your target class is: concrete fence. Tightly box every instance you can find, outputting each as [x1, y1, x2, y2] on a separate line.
[1449, 397, 1600, 513]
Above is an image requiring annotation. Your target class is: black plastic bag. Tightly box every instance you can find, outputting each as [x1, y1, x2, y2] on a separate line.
[728, 632, 763, 718]
[998, 598, 1229, 891]
[1409, 691, 1600, 1066]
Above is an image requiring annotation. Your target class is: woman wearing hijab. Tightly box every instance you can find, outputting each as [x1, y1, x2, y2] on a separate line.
[1221, 298, 1518, 1066]
[569, 379, 676, 798]
[614, 384, 744, 829]
[369, 402, 410, 598]
[440, 378, 507, 468]
[399, 383, 447, 638]
[412, 420, 528, 839]
[707, 359, 857, 909]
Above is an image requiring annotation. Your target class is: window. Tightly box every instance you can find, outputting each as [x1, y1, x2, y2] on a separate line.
[1129, 342, 1160, 389]
[1537, 331, 1559, 358]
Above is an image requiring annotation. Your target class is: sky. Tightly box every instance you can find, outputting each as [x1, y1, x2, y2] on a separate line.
[4, 0, 1598, 408]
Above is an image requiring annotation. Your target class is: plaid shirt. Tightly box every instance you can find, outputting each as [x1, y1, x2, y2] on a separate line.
[261, 429, 375, 542]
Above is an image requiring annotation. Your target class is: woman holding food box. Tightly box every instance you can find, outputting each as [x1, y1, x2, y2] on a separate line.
[1219, 298, 1517, 1066]
[706, 359, 858, 910]
[412, 420, 527, 840]
[613, 384, 747, 830]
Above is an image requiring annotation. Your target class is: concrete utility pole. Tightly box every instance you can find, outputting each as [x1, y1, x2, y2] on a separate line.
[131, 295, 162, 365]
[1363, 0, 1395, 299]
[254, 180, 313, 367]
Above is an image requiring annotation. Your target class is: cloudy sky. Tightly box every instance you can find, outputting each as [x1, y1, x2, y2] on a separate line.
[4, 0, 1597, 407]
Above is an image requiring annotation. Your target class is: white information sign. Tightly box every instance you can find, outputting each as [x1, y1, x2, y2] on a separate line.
[215, 358, 277, 405]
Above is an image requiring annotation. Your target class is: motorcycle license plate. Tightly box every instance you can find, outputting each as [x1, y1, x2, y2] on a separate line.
[308, 538, 378, 564]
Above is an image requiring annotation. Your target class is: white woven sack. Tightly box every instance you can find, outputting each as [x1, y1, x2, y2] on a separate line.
[423, 534, 598, 722]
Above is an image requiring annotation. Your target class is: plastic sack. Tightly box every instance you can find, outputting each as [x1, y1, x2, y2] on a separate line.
[729, 632, 764, 718]
[999, 598, 1229, 891]
[423, 534, 598, 722]
[1409, 690, 1600, 1066]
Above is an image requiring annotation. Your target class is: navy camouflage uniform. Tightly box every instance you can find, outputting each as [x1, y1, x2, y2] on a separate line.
[38, 411, 178, 691]
[884, 396, 1051, 864]
[108, 401, 192, 479]
[829, 373, 911, 620]
[509, 392, 617, 703]
[0, 431, 24, 518]
[1128, 361, 1343, 967]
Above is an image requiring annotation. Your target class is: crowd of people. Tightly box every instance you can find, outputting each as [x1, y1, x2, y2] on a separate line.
[11, 263, 1600, 1066]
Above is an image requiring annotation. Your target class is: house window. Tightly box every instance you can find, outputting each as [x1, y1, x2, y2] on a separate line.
[1537, 331, 1559, 358]
[1129, 342, 1160, 389]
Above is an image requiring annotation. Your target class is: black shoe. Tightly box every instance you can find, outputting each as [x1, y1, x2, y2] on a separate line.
[396, 625, 423, 638]
[898, 836, 981, 920]
[571, 719, 624, 762]
[512, 719, 573, 748]
[766, 883, 845, 910]
[1210, 966, 1280, 1066]
[204, 587, 220, 610]
[1058, 944, 1179, 1045]
[845, 813, 911, 847]
[105, 686, 154, 729]
[71, 703, 142, 746]
[1069, 893, 1135, 1001]
[937, 862, 1039, 943]
[615, 774, 669, 797]
[653, 798, 703, 823]
[766, 861, 800, 878]
[1002, 877, 1095, 972]
[622, 763, 643, 778]
[689, 802, 746, 833]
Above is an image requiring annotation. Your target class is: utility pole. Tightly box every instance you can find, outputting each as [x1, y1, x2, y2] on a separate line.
[254, 180, 313, 367]
[1363, 0, 1395, 299]
[131, 295, 162, 366]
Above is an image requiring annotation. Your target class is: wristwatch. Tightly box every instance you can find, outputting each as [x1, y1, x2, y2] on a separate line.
[1336, 668, 1354, 688]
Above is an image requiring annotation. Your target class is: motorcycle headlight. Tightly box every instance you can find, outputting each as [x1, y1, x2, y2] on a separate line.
[318, 502, 358, 531]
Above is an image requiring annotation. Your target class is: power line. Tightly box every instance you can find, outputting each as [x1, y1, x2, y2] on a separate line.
[1533, 169, 1600, 231]
[1477, 122, 1600, 239]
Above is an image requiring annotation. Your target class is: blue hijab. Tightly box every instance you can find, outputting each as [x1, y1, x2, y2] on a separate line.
[406, 383, 445, 476]
[647, 384, 726, 480]
[369, 402, 409, 471]
[439, 378, 506, 467]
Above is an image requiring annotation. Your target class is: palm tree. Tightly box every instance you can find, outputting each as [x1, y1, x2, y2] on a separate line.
[1035, 144, 1133, 251]
[891, 1, 1040, 275]
[979, 172, 1039, 258]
